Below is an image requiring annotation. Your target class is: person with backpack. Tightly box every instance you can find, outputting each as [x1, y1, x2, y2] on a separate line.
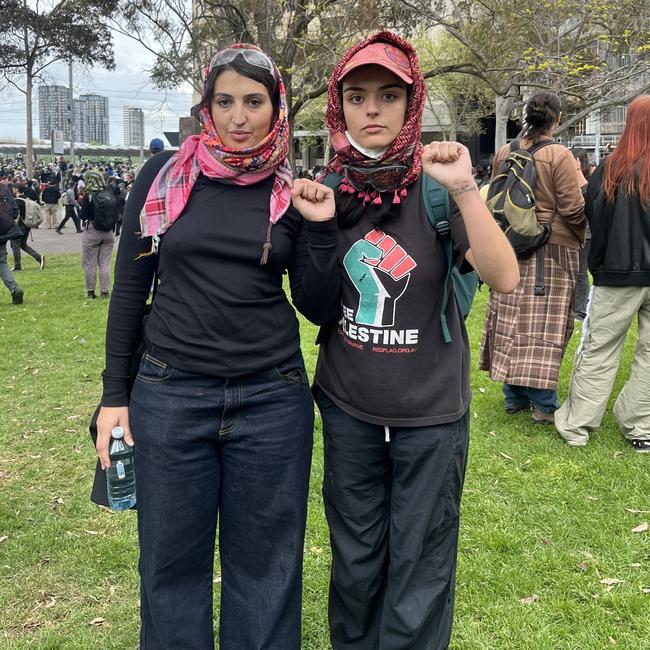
[55, 181, 82, 234]
[9, 184, 44, 271]
[314, 32, 519, 650]
[80, 169, 116, 298]
[479, 92, 586, 423]
[554, 95, 650, 452]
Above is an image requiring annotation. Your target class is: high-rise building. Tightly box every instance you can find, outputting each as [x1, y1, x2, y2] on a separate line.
[123, 107, 145, 146]
[77, 94, 110, 144]
[38, 85, 72, 140]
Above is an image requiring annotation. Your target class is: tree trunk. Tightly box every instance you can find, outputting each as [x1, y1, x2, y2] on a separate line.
[494, 94, 514, 152]
[26, 71, 34, 179]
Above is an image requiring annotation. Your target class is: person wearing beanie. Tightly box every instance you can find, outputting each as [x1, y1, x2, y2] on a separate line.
[148, 138, 165, 155]
[313, 32, 519, 649]
[95, 44, 339, 649]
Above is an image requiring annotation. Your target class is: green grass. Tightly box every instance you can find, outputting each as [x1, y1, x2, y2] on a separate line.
[0, 254, 648, 649]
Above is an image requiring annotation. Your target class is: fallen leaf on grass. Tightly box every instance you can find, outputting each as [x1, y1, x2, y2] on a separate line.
[0, 470, 9, 478]
[625, 508, 650, 514]
[587, 496, 599, 501]
[309, 546, 324, 554]
[53, 497, 64, 505]
[213, 575, 222, 584]
[45, 596, 56, 608]
[83, 530, 99, 535]
[65, 428, 77, 433]
[0, 536, 7, 544]
[89, 617, 105, 626]
[478, 387, 486, 393]
[613, 451, 623, 459]
[641, 587, 650, 594]
[576, 562, 589, 572]
[609, 637, 617, 646]
[520, 594, 540, 604]
[600, 578, 624, 586]
[500, 452, 514, 461]
[488, 430, 496, 437]
[631, 522, 648, 533]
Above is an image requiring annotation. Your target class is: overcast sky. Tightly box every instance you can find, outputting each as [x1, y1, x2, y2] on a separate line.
[0, 31, 193, 148]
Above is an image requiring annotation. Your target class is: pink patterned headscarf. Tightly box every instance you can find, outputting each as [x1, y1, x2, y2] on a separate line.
[140, 44, 292, 262]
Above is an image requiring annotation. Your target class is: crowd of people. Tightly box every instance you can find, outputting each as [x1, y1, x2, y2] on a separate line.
[1, 30, 648, 650]
[0, 144, 169, 302]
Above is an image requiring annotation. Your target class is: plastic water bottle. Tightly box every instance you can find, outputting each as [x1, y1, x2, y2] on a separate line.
[106, 426, 136, 510]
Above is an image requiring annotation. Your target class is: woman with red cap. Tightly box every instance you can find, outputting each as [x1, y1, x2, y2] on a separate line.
[314, 32, 519, 648]
[95, 45, 338, 649]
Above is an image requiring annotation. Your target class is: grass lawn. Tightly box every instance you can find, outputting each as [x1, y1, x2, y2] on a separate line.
[0, 253, 648, 649]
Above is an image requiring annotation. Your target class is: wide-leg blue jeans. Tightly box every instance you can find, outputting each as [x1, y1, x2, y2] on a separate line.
[129, 350, 314, 650]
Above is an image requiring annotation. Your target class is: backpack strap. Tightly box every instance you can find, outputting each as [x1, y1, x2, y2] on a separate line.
[321, 172, 342, 190]
[421, 174, 454, 344]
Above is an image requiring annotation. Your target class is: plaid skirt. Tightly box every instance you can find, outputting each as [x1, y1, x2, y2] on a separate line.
[479, 243, 579, 390]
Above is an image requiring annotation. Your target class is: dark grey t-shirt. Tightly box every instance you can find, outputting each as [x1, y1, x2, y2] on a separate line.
[315, 175, 473, 427]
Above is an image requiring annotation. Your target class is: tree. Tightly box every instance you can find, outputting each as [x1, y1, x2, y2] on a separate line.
[0, 0, 117, 177]
[401, 0, 650, 150]
[114, 0, 420, 126]
[415, 31, 493, 141]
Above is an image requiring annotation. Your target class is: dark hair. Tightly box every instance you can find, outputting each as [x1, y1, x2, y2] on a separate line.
[195, 54, 280, 124]
[524, 92, 561, 142]
[570, 148, 591, 178]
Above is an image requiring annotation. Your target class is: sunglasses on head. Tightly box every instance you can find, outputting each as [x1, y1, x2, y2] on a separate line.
[209, 48, 276, 78]
[342, 163, 409, 193]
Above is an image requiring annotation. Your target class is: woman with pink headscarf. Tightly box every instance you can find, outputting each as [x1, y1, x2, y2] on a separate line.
[95, 45, 338, 649]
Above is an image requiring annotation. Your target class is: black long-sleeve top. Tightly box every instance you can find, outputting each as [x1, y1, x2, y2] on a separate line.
[101, 152, 340, 406]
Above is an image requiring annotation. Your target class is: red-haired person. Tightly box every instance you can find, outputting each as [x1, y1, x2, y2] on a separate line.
[314, 32, 519, 649]
[555, 96, 650, 451]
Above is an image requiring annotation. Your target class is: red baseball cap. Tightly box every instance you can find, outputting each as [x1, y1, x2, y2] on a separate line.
[338, 42, 413, 85]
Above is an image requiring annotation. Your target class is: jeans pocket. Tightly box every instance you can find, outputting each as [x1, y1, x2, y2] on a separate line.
[137, 352, 175, 383]
[274, 358, 308, 387]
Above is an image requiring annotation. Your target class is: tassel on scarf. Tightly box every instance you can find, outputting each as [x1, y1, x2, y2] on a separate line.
[392, 190, 401, 205]
[260, 222, 273, 266]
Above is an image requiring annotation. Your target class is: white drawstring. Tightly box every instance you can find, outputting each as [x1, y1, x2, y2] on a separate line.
[384, 425, 390, 443]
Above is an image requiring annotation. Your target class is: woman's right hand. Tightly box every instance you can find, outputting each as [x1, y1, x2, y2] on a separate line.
[96, 406, 133, 470]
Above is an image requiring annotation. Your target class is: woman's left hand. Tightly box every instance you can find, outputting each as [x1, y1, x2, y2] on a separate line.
[422, 142, 475, 191]
[291, 179, 335, 222]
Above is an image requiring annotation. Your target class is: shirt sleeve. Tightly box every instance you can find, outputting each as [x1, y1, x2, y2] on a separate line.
[287, 214, 341, 326]
[101, 152, 173, 406]
[551, 148, 587, 231]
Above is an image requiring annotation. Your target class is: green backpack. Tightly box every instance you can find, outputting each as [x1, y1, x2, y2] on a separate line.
[420, 174, 479, 342]
[321, 173, 479, 343]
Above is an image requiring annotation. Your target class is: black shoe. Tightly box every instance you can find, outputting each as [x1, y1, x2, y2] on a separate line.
[631, 440, 650, 453]
[55, 228, 62, 235]
[100, 292, 110, 299]
[505, 404, 529, 414]
[87, 290, 96, 299]
[10, 266, 21, 271]
[11, 287, 24, 304]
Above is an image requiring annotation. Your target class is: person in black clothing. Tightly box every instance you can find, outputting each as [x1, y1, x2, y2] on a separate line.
[555, 95, 650, 451]
[9, 184, 44, 270]
[95, 45, 338, 650]
[0, 185, 24, 304]
[570, 147, 592, 320]
[112, 181, 126, 236]
[24, 180, 39, 203]
[314, 33, 519, 650]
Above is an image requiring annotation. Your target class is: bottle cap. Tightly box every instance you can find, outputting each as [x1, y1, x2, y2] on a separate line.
[112, 426, 125, 439]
